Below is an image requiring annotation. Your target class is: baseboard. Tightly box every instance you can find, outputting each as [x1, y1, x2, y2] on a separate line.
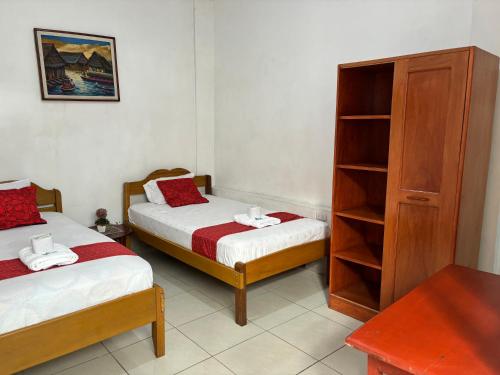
[212, 186, 332, 225]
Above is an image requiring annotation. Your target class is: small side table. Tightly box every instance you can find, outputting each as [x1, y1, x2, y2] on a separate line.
[89, 224, 132, 247]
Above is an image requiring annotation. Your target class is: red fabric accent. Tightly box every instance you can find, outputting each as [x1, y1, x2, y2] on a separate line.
[0, 242, 136, 281]
[192, 222, 252, 260]
[192, 211, 303, 260]
[156, 178, 209, 207]
[0, 186, 46, 230]
[266, 212, 303, 223]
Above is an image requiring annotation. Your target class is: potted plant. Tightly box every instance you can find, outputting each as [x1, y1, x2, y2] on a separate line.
[95, 208, 110, 233]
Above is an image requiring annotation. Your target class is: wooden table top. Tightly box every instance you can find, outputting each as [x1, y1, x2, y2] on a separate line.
[346, 265, 500, 375]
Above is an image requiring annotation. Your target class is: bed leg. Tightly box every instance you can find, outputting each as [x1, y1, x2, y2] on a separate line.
[234, 262, 247, 326]
[152, 284, 165, 357]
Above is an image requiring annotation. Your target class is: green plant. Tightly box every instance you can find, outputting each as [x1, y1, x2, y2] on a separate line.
[95, 217, 110, 226]
[95, 208, 110, 226]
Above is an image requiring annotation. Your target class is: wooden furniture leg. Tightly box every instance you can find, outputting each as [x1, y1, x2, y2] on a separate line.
[152, 286, 165, 357]
[368, 356, 380, 375]
[367, 355, 410, 375]
[234, 262, 247, 326]
[125, 236, 131, 249]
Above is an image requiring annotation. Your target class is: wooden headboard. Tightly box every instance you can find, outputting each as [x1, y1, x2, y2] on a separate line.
[123, 168, 212, 223]
[0, 181, 63, 213]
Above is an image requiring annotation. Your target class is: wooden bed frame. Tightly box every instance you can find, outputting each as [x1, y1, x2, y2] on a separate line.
[123, 168, 329, 326]
[0, 182, 165, 373]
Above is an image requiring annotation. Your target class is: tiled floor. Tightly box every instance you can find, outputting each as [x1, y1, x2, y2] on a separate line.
[21, 243, 367, 375]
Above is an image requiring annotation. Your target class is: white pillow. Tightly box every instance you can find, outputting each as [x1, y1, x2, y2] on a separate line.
[0, 178, 31, 190]
[143, 173, 194, 204]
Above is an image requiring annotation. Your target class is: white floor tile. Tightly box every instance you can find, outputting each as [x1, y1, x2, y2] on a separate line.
[131, 241, 365, 374]
[195, 278, 236, 306]
[154, 273, 194, 298]
[270, 312, 351, 360]
[216, 332, 315, 375]
[164, 264, 215, 288]
[322, 346, 367, 375]
[22, 343, 108, 375]
[300, 362, 340, 375]
[178, 309, 263, 355]
[177, 357, 234, 375]
[246, 282, 271, 298]
[103, 324, 152, 352]
[113, 329, 210, 375]
[295, 290, 329, 310]
[267, 271, 328, 309]
[258, 268, 308, 289]
[148, 254, 195, 281]
[305, 260, 326, 274]
[166, 290, 224, 326]
[245, 291, 308, 330]
[57, 354, 126, 375]
[312, 304, 364, 330]
[151, 260, 182, 278]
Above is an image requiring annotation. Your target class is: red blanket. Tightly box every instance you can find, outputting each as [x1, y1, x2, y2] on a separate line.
[0, 242, 136, 281]
[192, 212, 303, 261]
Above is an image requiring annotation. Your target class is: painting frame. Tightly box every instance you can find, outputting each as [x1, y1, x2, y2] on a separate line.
[34, 28, 120, 102]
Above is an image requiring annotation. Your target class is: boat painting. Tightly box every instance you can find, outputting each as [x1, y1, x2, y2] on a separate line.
[34, 28, 120, 101]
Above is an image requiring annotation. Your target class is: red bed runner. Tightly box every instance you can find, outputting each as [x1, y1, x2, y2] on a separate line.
[0, 242, 136, 281]
[192, 212, 303, 261]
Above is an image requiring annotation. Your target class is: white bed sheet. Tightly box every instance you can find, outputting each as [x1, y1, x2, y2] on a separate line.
[0, 212, 153, 335]
[128, 195, 329, 267]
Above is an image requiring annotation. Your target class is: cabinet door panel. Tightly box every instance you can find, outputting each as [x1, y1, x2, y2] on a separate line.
[381, 52, 469, 308]
[393, 203, 438, 300]
[400, 68, 451, 193]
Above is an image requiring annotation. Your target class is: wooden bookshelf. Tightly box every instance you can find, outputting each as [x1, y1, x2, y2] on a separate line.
[329, 61, 394, 321]
[335, 244, 382, 270]
[329, 47, 499, 323]
[335, 206, 385, 225]
[334, 281, 380, 312]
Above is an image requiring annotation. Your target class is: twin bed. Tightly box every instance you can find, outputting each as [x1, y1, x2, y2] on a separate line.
[0, 183, 164, 374]
[124, 168, 330, 326]
[0, 169, 329, 372]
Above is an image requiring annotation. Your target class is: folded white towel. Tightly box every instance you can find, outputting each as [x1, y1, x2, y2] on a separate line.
[19, 243, 79, 272]
[234, 213, 281, 229]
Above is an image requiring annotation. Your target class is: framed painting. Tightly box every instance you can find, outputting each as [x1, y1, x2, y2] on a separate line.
[34, 28, 120, 101]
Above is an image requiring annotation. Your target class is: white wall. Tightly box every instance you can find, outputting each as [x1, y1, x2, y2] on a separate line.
[195, 0, 215, 176]
[0, 0, 214, 225]
[470, 0, 500, 273]
[213, 0, 473, 215]
[213, 0, 500, 273]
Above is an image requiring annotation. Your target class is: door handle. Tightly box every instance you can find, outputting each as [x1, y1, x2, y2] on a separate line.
[406, 195, 429, 202]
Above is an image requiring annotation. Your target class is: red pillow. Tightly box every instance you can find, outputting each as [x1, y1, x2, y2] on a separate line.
[156, 178, 209, 207]
[0, 186, 46, 230]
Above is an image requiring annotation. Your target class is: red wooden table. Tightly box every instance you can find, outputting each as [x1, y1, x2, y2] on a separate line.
[347, 265, 500, 374]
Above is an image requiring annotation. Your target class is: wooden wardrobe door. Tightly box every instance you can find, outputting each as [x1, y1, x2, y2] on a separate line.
[381, 51, 469, 308]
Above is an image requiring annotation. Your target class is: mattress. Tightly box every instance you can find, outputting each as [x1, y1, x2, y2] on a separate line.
[0, 212, 153, 335]
[129, 195, 329, 267]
